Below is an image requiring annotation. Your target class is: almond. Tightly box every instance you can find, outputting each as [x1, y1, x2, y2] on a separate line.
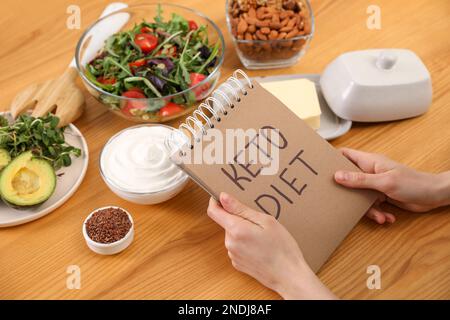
[269, 30, 279, 40]
[272, 13, 280, 24]
[278, 32, 287, 39]
[262, 13, 273, 20]
[285, 10, 295, 17]
[286, 29, 298, 39]
[266, 6, 276, 14]
[281, 17, 289, 27]
[248, 7, 256, 18]
[280, 11, 289, 20]
[246, 17, 258, 25]
[256, 7, 266, 20]
[269, 22, 282, 29]
[248, 24, 256, 33]
[260, 27, 271, 35]
[256, 30, 268, 41]
[256, 20, 270, 28]
[280, 40, 293, 48]
[262, 43, 271, 51]
[287, 17, 297, 28]
[279, 26, 293, 33]
[237, 18, 248, 34]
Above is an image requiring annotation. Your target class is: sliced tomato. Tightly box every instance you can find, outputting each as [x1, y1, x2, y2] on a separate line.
[127, 87, 144, 94]
[188, 20, 198, 31]
[134, 33, 158, 53]
[189, 73, 209, 99]
[159, 102, 184, 117]
[121, 90, 147, 116]
[157, 46, 177, 58]
[97, 76, 116, 85]
[128, 59, 146, 69]
[190, 72, 207, 85]
[140, 26, 152, 33]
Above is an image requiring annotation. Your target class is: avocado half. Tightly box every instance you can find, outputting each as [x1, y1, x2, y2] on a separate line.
[0, 151, 56, 207]
[0, 149, 11, 171]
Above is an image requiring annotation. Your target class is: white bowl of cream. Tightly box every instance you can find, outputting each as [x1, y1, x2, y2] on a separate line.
[100, 125, 188, 205]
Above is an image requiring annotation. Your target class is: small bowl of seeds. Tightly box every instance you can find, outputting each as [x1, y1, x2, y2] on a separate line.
[82, 206, 134, 255]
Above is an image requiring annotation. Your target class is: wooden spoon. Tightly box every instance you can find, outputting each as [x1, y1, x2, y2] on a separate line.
[10, 2, 129, 127]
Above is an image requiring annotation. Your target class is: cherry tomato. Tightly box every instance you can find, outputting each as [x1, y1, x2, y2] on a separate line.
[188, 20, 198, 31]
[189, 73, 209, 99]
[159, 102, 184, 117]
[122, 90, 147, 116]
[127, 87, 144, 94]
[97, 76, 116, 85]
[134, 33, 158, 53]
[140, 26, 152, 33]
[128, 59, 146, 69]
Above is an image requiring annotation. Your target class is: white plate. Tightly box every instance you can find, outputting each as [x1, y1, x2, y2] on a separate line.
[0, 112, 89, 227]
[253, 74, 352, 140]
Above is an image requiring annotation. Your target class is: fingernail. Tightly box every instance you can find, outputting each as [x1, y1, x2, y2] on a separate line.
[335, 171, 347, 181]
[386, 214, 396, 224]
[220, 192, 230, 204]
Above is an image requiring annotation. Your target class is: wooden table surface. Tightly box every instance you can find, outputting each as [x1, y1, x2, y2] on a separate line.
[0, 0, 449, 300]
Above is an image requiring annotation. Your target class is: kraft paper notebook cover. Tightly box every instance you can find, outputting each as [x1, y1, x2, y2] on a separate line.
[168, 70, 377, 272]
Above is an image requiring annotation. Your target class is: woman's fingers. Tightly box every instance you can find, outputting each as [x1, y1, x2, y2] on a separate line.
[207, 197, 241, 230]
[219, 192, 265, 227]
[365, 207, 395, 224]
[334, 170, 393, 193]
[384, 212, 396, 223]
[340, 148, 378, 173]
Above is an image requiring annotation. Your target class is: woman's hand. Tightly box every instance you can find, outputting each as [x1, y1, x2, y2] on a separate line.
[335, 148, 450, 224]
[207, 192, 337, 300]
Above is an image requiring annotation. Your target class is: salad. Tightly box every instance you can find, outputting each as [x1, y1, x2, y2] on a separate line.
[85, 5, 220, 119]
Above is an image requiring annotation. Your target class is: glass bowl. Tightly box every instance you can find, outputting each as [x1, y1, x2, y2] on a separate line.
[226, 0, 314, 69]
[75, 4, 225, 123]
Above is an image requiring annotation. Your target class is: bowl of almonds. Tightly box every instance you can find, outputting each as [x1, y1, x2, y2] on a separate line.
[227, 0, 314, 69]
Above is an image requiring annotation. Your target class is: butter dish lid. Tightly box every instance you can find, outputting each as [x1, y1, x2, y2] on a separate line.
[320, 49, 432, 122]
[339, 49, 430, 86]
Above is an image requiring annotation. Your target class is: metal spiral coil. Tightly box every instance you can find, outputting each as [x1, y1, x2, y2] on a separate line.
[165, 69, 254, 156]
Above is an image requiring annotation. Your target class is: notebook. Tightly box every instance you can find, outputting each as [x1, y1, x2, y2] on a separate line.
[167, 70, 377, 272]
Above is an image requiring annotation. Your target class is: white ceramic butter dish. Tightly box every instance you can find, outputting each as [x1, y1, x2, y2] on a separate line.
[320, 49, 432, 122]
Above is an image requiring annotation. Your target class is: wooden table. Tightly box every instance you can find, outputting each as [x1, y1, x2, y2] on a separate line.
[0, 0, 449, 300]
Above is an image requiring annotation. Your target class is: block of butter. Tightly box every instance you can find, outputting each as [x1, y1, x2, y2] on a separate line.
[260, 78, 322, 130]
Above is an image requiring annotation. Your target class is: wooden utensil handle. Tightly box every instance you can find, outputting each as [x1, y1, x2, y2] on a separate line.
[63, 66, 79, 82]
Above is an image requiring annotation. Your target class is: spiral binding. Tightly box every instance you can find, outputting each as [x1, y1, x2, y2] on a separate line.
[165, 69, 254, 156]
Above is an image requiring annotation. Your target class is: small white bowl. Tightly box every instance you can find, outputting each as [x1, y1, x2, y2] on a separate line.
[82, 206, 134, 255]
[99, 124, 189, 205]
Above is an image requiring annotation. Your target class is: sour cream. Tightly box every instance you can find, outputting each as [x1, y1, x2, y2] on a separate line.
[101, 125, 186, 193]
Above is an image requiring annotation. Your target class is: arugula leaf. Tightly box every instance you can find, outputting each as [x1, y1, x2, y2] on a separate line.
[124, 76, 163, 97]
